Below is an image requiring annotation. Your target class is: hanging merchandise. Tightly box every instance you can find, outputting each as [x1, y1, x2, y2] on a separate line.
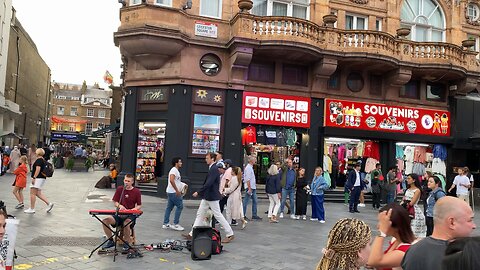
[136, 124, 164, 183]
[413, 146, 426, 163]
[433, 144, 447, 161]
[285, 128, 297, 146]
[337, 145, 346, 160]
[363, 141, 380, 160]
[323, 155, 332, 173]
[323, 171, 331, 187]
[396, 145, 404, 159]
[265, 128, 277, 145]
[242, 125, 257, 145]
[357, 141, 365, 157]
[432, 158, 447, 177]
[277, 128, 286, 147]
[256, 126, 266, 144]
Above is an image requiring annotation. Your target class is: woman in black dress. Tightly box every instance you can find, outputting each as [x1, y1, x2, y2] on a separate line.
[295, 167, 308, 220]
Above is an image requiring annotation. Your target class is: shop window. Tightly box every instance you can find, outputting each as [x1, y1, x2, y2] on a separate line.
[57, 123, 63, 131]
[155, 0, 172, 6]
[400, 80, 420, 99]
[200, 0, 222, 19]
[191, 114, 221, 155]
[282, 64, 308, 86]
[57, 106, 64, 115]
[86, 122, 93, 134]
[370, 75, 382, 95]
[98, 109, 106, 118]
[87, 108, 95, 117]
[248, 61, 275, 83]
[200, 54, 221, 76]
[346, 72, 364, 92]
[426, 82, 446, 101]
[137, 122, 166, 183]
[69, 123, 75, 132]
[70, 107, 78, 116]
[327, 71, 340, 90]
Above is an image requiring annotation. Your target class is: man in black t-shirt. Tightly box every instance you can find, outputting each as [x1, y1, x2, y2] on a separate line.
[401, 196, 476, 270]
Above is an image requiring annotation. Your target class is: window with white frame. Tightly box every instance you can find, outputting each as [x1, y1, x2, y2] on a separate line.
[200, 0, 222, 18]
[376, 19, 382, 31]
[86, 122, 93, 134]
[57, 106, 64, 115]
[468, 3, 480, 21]
[57, 123, 63, 130]
[345, 14, 368, 30]
[98, 109, 106, 118]
[69, 123, 76, 132]
[87, 108, 94, 117]
[70, 107, 78, 116]
[98, 123, 105, 129]
[251, 0, 309, 20]
[56, 95, 66, 99]
[155, 0, 172, 6]
[400, 0, 445, 42]
[130, 0, 142, 5]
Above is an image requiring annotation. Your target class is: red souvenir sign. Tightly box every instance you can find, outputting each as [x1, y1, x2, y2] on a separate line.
[325, 99, 450, 136]
[242, 92, 310, 128]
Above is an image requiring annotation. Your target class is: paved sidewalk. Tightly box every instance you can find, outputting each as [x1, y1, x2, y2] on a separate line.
[0, 169, 478, 270]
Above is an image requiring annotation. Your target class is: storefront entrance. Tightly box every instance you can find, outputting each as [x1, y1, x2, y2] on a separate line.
[136, 121, 165, 183]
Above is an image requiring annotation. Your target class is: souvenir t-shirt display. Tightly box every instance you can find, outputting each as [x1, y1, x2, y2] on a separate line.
[265, 129, 277, 145]
[242, 126, 257, 145]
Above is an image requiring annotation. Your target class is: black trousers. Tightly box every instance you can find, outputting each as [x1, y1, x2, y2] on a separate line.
[349, 186, 361, 211]
[372, 192, 381, 209]
[426, 216, 434, 236]
[331, 169, 338, 189]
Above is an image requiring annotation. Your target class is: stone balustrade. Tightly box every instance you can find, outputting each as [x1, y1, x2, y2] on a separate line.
[232, 13, 477, 70]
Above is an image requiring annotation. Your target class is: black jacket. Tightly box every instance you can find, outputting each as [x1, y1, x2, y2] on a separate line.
[265, 174, 281, 194]
[346, 169, 366, 191]
[197, 164, 222, 201]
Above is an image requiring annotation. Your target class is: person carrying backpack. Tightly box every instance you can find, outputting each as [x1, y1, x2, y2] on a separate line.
[425, 175, 446, 236]
[24, 148, 54, 214]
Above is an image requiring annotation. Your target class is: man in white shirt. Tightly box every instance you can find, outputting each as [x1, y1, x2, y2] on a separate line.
[162, 157, 186, 231]
[243, 156, 262, 220]
[448, 167, 471, 204]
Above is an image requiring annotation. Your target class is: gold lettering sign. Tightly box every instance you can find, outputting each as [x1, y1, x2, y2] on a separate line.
[139, 88, 167, 103]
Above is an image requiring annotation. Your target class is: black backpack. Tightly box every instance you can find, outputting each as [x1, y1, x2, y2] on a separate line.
[42, 160, 54, 178]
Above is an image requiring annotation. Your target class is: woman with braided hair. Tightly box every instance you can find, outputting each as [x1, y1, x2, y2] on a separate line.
[317, 218, 372, 270]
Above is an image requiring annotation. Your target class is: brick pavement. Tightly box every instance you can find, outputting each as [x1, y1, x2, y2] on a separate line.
[0, 168, 478, 270]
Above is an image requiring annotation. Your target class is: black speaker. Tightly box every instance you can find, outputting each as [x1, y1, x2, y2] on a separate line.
[191, 226, 212, 260]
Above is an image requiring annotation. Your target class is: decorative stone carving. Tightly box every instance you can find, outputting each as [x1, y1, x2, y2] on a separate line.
[396, 28, 411, 38]
[238, 0, 253, 13]
[323, 14, 337, 27]
[349, 0, 368, 3]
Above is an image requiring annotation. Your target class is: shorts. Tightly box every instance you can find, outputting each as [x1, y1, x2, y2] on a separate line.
[112, 214, 137, 228]
[30, 178, 46, 190]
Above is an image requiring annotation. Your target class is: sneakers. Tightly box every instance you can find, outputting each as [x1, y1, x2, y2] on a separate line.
[251, 216, 263, 220]
[302, 215, 307, 220]
[24, 208, 35, 214]
[310, 218, 318, 221]
[358, 203, 366, 207]
[15, 203, 24, 209]
[279, 212, 284, 218]
[319, 220, 326, 224]
[122, 243, 130, 252]
[231, 220, 238, 226]
[290, 214, 296, 219]
[102, 240, 115, 249]
[221, 235, 235, 244]
[46, 203, 54, 213]
[241, 219, 248, 229]
[171, 224, 185, 231]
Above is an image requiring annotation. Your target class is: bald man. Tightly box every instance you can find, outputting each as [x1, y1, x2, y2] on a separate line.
[401, 196, 476, 270]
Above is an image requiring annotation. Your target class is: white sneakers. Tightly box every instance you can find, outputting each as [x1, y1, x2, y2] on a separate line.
[24, 208, 35, 214]
[358, 203, 366, 207]
[279, 212, 284, 218]
[319, 220, 326, 224]
[291, 214, 297, 219]
[46, 203, 54, 213]
[162, 224, 184, 231]
[310, 218, 318, 221]
[302, 215, 307, 220]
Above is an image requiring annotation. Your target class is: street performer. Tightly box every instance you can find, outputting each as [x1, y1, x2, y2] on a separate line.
[101, 174, 142, 251]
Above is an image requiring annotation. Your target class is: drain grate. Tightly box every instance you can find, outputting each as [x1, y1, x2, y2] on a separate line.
[28, 236, 101, 246]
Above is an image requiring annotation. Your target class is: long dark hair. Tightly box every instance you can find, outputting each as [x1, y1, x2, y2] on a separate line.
[407, 173, 421, 189]
[380, 203, 415, 244]
[443, 237, 480, 270]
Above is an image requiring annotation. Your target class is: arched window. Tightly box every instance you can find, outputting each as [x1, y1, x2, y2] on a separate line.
[400, 0, 445, 42]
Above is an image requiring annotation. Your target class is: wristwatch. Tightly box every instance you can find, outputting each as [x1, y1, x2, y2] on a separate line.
[378, 230, 387, 237]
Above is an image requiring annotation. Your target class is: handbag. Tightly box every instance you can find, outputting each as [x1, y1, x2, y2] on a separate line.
[401, 200, 415, 219]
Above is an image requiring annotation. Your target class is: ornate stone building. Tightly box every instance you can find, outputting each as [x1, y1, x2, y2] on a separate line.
[114, 0, 480, 195]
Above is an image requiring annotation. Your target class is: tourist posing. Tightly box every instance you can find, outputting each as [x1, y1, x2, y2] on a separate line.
[295, 167, 308, 220]
[265, 164, 281, 223]
[402, 173, 426, 237]
[425, 175, 445, 236]
[368, 203, 415, 270]
[310, 167, 329, 223]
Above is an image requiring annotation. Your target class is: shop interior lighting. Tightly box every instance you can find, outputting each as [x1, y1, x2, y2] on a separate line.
[143, 123, 166, 128]
[325, 137, 361, 143]
[396, 142, 430, 147]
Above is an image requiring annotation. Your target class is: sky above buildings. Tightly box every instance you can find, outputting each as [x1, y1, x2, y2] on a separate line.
[12, 0, 123, 89]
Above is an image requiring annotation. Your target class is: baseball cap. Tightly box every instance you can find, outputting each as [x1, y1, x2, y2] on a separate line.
[216, 161, 226, 169]
[224, 159, 233, 166]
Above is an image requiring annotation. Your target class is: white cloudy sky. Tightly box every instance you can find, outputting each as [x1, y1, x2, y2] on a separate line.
[12, 0, 123, 89]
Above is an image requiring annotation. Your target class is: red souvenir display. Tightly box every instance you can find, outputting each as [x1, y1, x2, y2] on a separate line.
[242, 92, 310, 128]
[325, 99, 450, 137]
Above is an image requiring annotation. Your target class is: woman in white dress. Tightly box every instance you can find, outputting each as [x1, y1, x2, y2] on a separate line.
[402, 173, 426, 238]
[223, 167, 247, 229]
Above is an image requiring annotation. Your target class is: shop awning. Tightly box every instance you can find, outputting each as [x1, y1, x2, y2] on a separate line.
[91, 123, 119, 138]
[0, 132, 23, 139]
[51, 116, 87, 124]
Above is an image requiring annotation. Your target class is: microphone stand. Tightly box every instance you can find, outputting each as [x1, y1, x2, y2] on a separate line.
[113, 185, 126, 262]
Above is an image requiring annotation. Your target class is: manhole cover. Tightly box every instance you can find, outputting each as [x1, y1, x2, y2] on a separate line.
[28, 236, 101, 246]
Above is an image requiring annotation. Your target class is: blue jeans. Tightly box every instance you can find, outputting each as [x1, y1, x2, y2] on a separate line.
[243, 189, 258, 217]
[386, 190, 396, 204]
[280, 187, 295, 214]
[163, 193, 184, 225]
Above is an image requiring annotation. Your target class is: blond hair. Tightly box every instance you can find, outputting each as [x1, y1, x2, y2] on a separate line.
[20, 155, 27, 164]
[267, 164, 279, 176]
[35, 148, 45, 156]
[317, 218, 371, 270]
